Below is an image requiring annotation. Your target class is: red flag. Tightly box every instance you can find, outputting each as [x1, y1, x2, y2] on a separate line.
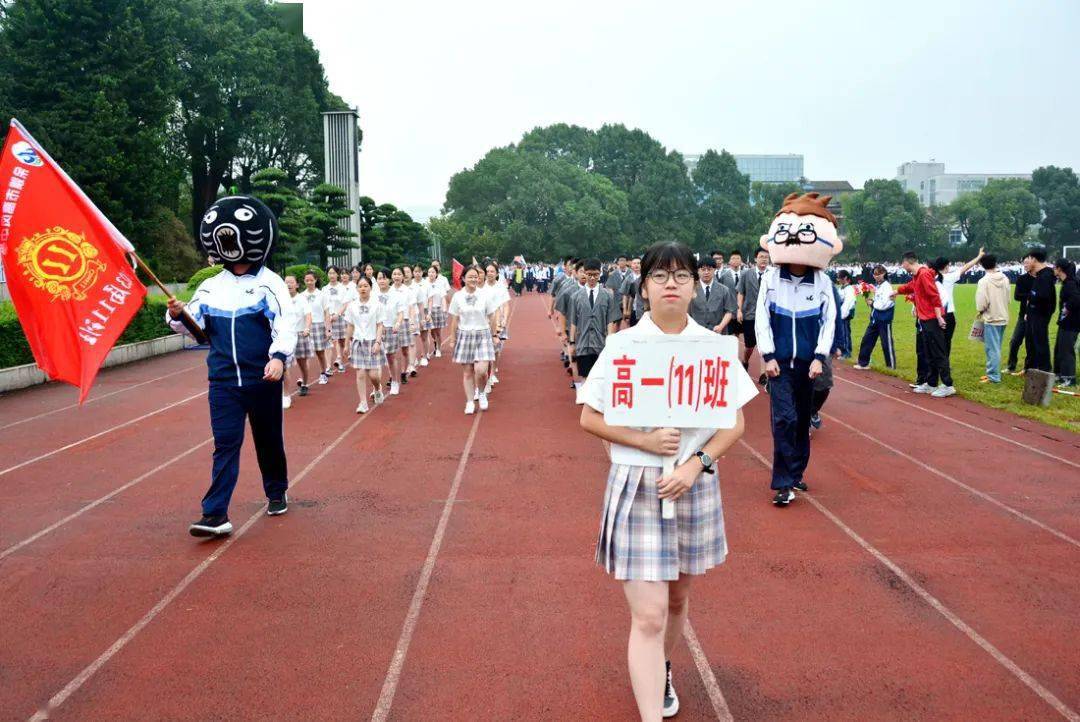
[0, 119, 147, 402]
[451, 258, 464, 289]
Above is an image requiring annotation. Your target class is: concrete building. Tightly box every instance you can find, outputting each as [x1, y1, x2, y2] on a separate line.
[683, 153, 804, 184]
[896, 161, 1031, 207]
[801, 180, 855, 224]
[323, 109, 362, 266]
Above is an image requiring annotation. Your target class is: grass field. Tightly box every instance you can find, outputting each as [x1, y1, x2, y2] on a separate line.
[845, 284, 1078, 433]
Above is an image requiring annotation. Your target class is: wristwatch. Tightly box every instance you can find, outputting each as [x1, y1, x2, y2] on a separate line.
[695, 451, 715, 474]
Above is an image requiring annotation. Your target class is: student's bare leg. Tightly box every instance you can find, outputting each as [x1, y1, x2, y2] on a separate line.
[314, 350, 328, 375]
[664, 574, 692, 659]
[355, 368, 367, 402]
[296, 357, 310, 387]
[623, 580, 668, 722]
[462, 365, 476, 401]
[367, 369, 382, 398]
[475, 360, 490, 392]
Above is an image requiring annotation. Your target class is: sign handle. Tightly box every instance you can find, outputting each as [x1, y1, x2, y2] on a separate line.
[661, 456, 676, 520]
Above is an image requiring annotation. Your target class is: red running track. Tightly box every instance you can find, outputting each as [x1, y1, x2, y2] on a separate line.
[0, 295, 1077, 720]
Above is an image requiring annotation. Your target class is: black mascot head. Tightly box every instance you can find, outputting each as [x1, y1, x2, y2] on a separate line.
[198, 195, 278, 270]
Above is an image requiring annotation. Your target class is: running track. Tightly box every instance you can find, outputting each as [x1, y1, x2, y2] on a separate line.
[1, 295, 1078, 720]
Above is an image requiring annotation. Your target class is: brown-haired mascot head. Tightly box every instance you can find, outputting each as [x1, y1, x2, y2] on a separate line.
[759, 192, 843, 269]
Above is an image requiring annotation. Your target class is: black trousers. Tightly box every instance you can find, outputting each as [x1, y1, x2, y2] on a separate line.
[1054, 329, 1077, 381]
[915, 319, 929, 384]
[769, 360, 813, 490]
[943, 312, 957, 357]
[921, 320, 953, 387]
[1007, 316, 1028, 371]
[857, 318, 896, 368]
[1025, 314, 1052, 372]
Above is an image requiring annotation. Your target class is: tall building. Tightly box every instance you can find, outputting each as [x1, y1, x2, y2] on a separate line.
[896, 161, 1031, 207]
[683, 153, 804, 184]
[323, 109, 362, 265]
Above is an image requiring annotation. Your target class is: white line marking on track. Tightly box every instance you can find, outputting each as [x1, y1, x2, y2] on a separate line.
[27, 399, 379, 721]
[821, 411, 1080, 550]
[683, 621, 734, 721]
[0, 390, 207, 478]
[371, 412, 483, 722]
[1, 438, 214, 561]
[739, 439, 1080, 722]
[0, 363, 204, 431]
[835, 375, 1079, 469]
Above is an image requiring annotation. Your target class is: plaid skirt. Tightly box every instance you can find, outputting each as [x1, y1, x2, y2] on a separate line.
[596, 464, 727, 581]
[382, 325, 403, 354]
[453, 328, 496, 365]
[420, 311, 434, 331]
[351, 338, 386, 370]
[310, 323, 328, 352]
[408, 317, 421, 337]
[330, 315, 349, 340]
[431, 308, 449, 329]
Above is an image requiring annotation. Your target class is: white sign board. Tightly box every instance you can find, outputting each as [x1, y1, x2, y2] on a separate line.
[601, 334, 742, 429]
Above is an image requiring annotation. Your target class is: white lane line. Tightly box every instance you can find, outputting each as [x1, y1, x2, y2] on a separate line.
[835, 375, 1080, 469]
[684, 621, 734, 721]
[371, 412, 483, 722]
[1, 438, 214, 561]
[28, 398, 380, 722]
[0, 390, 207, 477]
[0, 363, 204, 431]
[739, 439, 1080, 722]
[821, 411, 1080, 550]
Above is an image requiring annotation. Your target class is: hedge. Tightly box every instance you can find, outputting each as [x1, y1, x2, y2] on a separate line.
[283, 264, 327, 286]
[187, 264, 224, 291]
[0, 295, 184, 370]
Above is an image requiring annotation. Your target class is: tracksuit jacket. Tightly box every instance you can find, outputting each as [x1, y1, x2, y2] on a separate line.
[754, 266, 837, 365]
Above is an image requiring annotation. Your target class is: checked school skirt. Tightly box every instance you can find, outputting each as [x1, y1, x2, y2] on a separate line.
[330, 315, 349, 340]
[350, 339, 386, 370]
[453, 329, 496, 365]
[431, 308, 449, 329]
[382, 325, 403, 354]
[595, 464, 728, 582]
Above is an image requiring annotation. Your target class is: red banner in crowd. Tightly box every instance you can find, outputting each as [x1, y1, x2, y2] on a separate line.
[452, 258, 464, 289]
[0, 119, 147, 402]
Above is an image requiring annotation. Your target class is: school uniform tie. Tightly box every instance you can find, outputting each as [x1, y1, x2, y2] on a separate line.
[589, 289, 595, 308]
[705, 285, 711, 301]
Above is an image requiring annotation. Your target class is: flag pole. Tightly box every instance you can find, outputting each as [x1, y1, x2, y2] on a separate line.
[129, 252, 209, 345]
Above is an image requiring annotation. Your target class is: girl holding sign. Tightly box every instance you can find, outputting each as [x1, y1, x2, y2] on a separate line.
[579, 241, 756, 721]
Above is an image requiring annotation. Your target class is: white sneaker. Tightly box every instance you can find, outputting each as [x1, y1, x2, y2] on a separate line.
[374, 391, 385, 405]
[282, 395, 292, 409]
[356, 402, 369, 414]
[474, 389, 480, 400]
[490, 373, 499, 385]
[852, 364, 870, 370]
[912, 383, 933, 394]
[464, 401, 476, 415]
[435, 348, 442, 358]
[390, 381, 400, 396]
[420, 357, 429, 367]
[318, 372, 329, 385]
[484, 380, 493, 394]
[478, 393, 489, 411]
[406, 365, 416, 375]
[931, 385, 956, 398]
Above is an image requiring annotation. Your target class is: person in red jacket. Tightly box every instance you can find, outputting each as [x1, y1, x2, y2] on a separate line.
[893, 251, 954, 398]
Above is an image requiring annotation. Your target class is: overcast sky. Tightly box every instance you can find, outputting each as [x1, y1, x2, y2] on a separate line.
[303, 0, 1080, 222]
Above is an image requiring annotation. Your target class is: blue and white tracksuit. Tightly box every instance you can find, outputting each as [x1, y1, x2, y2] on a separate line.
[167, 266, 298, 516]
[755, 267, 836, 490]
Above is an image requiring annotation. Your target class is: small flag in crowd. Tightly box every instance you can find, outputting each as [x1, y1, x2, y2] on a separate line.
[0, 119, 147, 402]
[452, 258, 464, 289]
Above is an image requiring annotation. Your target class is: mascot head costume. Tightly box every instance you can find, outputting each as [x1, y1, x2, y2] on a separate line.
[759, 192, 843, 269]
[198, 195, 278, 271]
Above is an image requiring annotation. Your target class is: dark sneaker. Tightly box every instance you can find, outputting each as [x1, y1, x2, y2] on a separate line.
[409, 369, 418, 378]
[267, 496, 288, 516]
[793, 480, 808, 492]
[298, 385, 309, 397]
[189, 515, 232, 537]
[758, 373, 768, 386]
[810, 413, 822, 429]
[772, 488, 795, 507]
[663, 660, 679, 718]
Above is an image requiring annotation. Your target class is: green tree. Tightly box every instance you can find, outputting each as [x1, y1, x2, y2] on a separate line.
[840, 179, 929, 261]
[518, 123, 595, 170]
[1031, 166, 1080, 250]
[307, 183, 357, 267]
[947, 179, 1039, 258]
[250, 166, 316, 266]
[0, 0, 183, 253]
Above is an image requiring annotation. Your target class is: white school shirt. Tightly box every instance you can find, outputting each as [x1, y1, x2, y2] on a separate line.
[428, 280, 447, 311]
[375, 287, 406, 327]
[483, 281, 511, 312]
[579, 312, 758, 468]
[434, 274, 451, 298]
[448, 288, 497, 331]
[940, 270, 960, 314]
[322, 283, 349, 316]
[872, 280, 895, 311]
[299, 288, 328, 322]
[840, 285, 857, 320]
[289, 294, 311, 333]
[388, 285, 413, 324]
[342, 297, 386, 341]
[408, 282, 426, 311]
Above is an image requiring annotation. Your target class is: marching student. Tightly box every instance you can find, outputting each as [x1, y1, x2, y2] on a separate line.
[620, 257, 643, 327]
[427, 265, 449, 356]
[555, 261, 587, 386]
[689, 257, 736, 334]
[299, 270, 332, 385]
[375, 268, 407, 396]
[166, 196, 296, 537]
[736, 248, 769, 379]
[605, 255, 628, 328]
[835, 270, 856, 359]
[482, 261, 511, 391]
[388, 266, 415, 387]
[854, 265, 896, 370]
[282, 274, 311, 407]
[413, 263, 434, 365]
[324, 266, 351, 374]
[448, 265, 498, 414]
[569, 258, 618, 391]
[362, 263, 376, 288]
[344, 275, 387, 413]
[579, 240, 755, 722]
